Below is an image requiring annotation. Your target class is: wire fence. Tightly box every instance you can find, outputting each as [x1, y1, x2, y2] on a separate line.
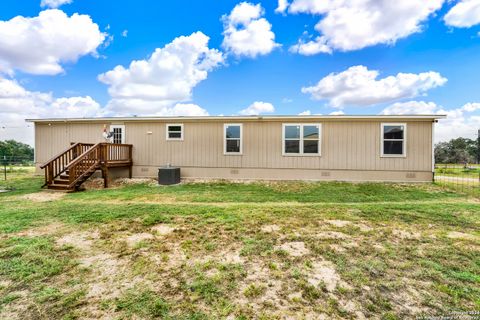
[434, 163, 480, 198]
[1, 155, 34, 181]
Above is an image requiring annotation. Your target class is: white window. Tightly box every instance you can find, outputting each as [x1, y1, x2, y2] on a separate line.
[110, 125, 125, 144]
[381, 123, 406, 157]
[166, 124, 184, 140]
[224, 124, 242, 155]
[282, 124, 321, 156]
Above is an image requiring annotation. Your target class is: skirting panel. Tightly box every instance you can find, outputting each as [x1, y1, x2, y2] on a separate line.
[35, 164, 433, 182]
[130, 166, 433, 182]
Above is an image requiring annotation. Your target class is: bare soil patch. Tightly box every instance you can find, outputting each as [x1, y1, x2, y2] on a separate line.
[277, 241, 310, 257]
[317, 231, 350, 240]
[150, 224, 174, 236]
[326, 220, 351, 228]
[447, 231, 478, 241]
[124, 232, 155, 247]
[261, 224, 281, 233]
[15, 222, 66, 237]
[20, 191, 65, 202]
[56, 230, 99, 250]
[307, 259, 348, 292]
[82, 178, 156, 190]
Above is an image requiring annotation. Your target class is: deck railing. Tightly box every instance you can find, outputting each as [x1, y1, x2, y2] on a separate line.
[40, 143, 95, 186]
[41, 142, 133, 188]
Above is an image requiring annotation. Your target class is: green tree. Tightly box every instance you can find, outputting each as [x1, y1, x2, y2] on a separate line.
[434, 137, 478, 164]
[0, 140, 34, 164]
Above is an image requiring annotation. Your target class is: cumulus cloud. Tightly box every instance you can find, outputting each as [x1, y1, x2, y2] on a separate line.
[444, 0, 480, 27]
[0, 77, 101, 144]
[380, 100, 480, 142]
[161, 103, 209, 116]
[380, 101, 439, 115]
[329, 110, 345, 115]
[275, 0, 290, 13]
[0, 10, 106, 75]
[298, 110, 311, 115]
[98, 32, 223, 115]
[281, 0, 444, 54]
[40, 0, 72, 8]
[222, 2, 279, 58]
[302, 65, 447, 108]
[239, 101, 275, 115]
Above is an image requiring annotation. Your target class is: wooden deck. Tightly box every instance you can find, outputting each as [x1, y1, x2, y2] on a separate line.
[40, 142, 133, 191]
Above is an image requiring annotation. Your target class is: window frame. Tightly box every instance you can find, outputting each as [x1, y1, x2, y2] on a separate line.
[380, 123, 407, 158]
[166, 123, 184, 141]
[224, 123, 243, 155]
[282, 123, 322, 157]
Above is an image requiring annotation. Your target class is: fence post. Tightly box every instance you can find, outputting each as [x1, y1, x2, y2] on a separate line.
[2, 155, 6, 181]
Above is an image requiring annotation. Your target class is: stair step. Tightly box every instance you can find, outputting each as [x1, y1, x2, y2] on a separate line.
[60, 174, 69, 179]
[47, 184, 73, 190]
[54, 179, 70, 185]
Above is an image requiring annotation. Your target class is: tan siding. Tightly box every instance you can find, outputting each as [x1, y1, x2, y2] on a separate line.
[35, 119, 433, 173]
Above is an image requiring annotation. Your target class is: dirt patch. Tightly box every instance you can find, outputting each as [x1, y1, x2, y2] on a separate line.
[356, 223, 373, 232]
[220, 249, 244, 264]
[393, 229, 421, 240]
[20, 192, 65, 202]
[83, 178, 156, 190]
[326, 220, 351, 228]
[235, 262, 288, 315]
[447, 231, 478, 241]
[277, 241, 310, 257]
[151, 224, 174, 236]
[79, 252, 133, 299]
[0, 290, 30, 320]
[317, 231, 350, 240]
[0, 279, 12, 288]
[307, 259, 346, 292]
[15, 222, 66, 237]
[56, 230, 99, 250]
[261, 224, 281, 233]
[124, 233, 155, 247]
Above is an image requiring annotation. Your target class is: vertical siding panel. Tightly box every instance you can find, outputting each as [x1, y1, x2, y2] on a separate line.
[34, 119, 434, 175]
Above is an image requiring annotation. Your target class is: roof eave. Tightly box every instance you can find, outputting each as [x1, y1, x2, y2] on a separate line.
[25, 114, 447, 123]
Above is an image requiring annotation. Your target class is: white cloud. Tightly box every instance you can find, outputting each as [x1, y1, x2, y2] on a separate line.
[122, 30, 128, 37]
[0, 10, 106, 76]
[290, 36, 332, 55]
[162, 103, 209, 116]
[239, 101, 275, 115]
[329, 110, 345, 115]
[444, 0, 480, 27]
[275, 0, 290, 13]
[298, 110, 311, 115]
[283, 0, 445, 54]
[222, 2, 279, 58]
[0, 77, 101, 145]
[302, 65, 447, 108]
[380, 100, 480, 142]
[40, 0, 72, 8]
[380, 101, 439, 115]
[98, 32, 223, 115]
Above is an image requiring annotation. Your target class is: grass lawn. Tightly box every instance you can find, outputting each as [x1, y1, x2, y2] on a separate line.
[435, 165, 480, 178]
[0, 172, 479, 319]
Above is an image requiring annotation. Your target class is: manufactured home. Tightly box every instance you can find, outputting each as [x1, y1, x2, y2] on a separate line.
[27, 115, 445, 190]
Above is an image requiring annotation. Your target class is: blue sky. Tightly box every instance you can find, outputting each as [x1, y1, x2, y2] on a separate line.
[1, 0, 480, 144]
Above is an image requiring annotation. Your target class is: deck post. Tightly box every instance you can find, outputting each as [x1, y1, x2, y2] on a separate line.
[102, 167, 109, 188]
[129, 145, 133, 178]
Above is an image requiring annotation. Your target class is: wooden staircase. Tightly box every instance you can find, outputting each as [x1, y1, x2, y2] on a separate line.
[41, 142, 133, 191]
